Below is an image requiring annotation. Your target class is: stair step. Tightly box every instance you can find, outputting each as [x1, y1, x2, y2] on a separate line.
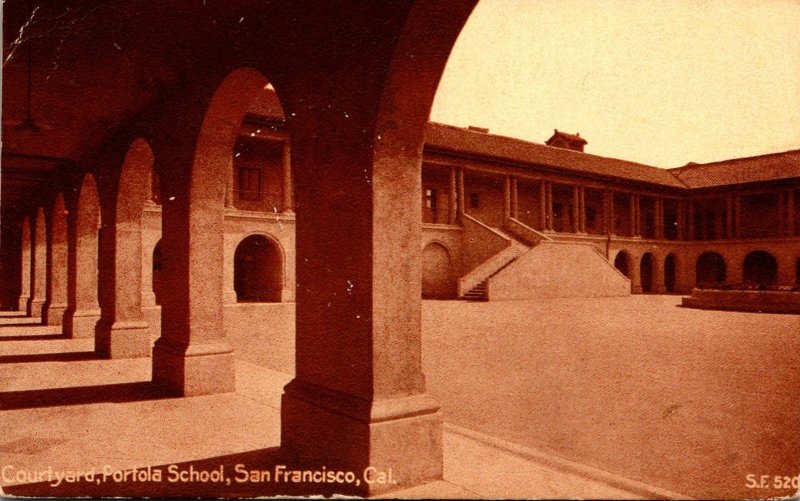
[462, 280, 488, 301]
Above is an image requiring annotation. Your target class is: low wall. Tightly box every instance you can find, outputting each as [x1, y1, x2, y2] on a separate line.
[143, 302, 296, 374]
[682, 289, 800, 314]
[487, 241, 630, 300]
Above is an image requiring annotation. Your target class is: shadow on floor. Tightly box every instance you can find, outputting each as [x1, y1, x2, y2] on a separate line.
[0, 381, 174, 410]
[0, 334, 69, 342]
[3, 447, 368, 498]
[0, 351, 102, 364]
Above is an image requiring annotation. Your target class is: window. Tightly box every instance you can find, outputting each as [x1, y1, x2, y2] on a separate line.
[425, 188, 437, 209]
[469, 193, 479, 208]
[237, 167, 261, 201]
[586, 207, 596, 226]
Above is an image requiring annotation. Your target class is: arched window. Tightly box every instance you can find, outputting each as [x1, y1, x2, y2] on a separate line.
[743, 251, 777, 287]
[422, 242, 455, 299]
[696, 252, 726, 287]
[614, 251, 630, 278]
[234, 235, 282, 302]
[664, 254, 677, 293]
[152, 240, 163, 306]
[640, 253, 654, 292]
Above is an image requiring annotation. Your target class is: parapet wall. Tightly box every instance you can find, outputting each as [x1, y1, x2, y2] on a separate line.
[487, 241, 631, 300]
[682, 288, 800, 314]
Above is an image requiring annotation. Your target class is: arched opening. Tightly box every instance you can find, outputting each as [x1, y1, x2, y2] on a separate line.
[44, 193, 69, 326]
[152, 240, 163, 306]
[796, 258, 800, 287]
[664, 254, 677, 293]
[64, 172, 101, 338]
[234, 235, 282, 302]
[743, 251, 777, 287]
[422, 242, 455, 299]
[696, 252, 726, 288]
[614, 251, 630, 278]
[640, 253, 654, 292]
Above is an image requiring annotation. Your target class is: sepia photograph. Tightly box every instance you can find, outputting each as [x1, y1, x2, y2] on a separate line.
[1, 0, 799, 499]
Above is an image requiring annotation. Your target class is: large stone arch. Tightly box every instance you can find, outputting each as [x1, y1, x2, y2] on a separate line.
[422, 241, 456, 299]
[743, 250, 778, 287]
[64, 173, 101, 338]
[233, 233, 284, 303]
[696, 251, 727, 287]
[43, 193, 69, 326]
[151, 67, 279, 397]
[95, 139, 155, 358]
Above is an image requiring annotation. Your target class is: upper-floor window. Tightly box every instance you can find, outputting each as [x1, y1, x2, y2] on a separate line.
[238, 166, 261, 201]
[425, 188, 437, 209]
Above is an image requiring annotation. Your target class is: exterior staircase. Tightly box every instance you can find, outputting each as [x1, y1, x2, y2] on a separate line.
[457, 216, 630, 300]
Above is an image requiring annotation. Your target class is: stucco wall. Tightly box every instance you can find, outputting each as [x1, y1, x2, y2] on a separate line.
[487, 241, 630, 300]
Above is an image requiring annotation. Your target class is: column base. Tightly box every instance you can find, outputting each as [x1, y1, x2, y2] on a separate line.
[152, 338, 235, 396]
[17, 295, 30, 313]
[42, 303, 68, 326]
[632, 285, 643, 294]
[28, 298, 45, 318]
[653, 286, 668, 294]
[141, 292, 157, 308]
[63, 308, 101, 338]
[281, 379, 443, 497]
[95, 319, 151, 358]
[223, 290, 238, 305]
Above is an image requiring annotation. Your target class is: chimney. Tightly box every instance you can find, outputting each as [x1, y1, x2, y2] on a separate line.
[545, 129, 587, 152]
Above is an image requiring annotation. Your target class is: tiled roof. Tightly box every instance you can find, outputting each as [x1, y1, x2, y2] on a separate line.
[425, 122, 686, 188]
[669, 150, 800, 188]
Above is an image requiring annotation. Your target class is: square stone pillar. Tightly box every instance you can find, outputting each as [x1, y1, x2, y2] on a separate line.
[503, 175, 512, 223]
[604, 190, 615, 235]
[448, 166, 458, 225]
[544, 181, 554, 231]
[29, 208, 47, 318]
[456, 166, 465, 224]
[43, 198, 69, 326]
[282, 116, 443, 497]
[282, 140, 294, 213]
[510, 176, 519, 220]
[538, 181, 547, 231]
[18, 217, 31, 312]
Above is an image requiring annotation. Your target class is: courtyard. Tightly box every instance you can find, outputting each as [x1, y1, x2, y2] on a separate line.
[1, 295, 797, 499]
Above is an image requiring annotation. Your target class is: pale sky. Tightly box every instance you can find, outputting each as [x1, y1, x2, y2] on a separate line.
[430, 0, 800, 167]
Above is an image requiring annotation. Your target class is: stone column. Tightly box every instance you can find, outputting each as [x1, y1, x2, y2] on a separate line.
[545, 181, 554, 231]
[605, 190, 615, 235]
[63, 178, 102, 339]
[448, 166, 457, 225]
[725, 196, 734, 239]
[687, 200, 695, 241]
[503, 175, 512, 223]
[29, 208, 47, 318]
[43, 196, 69, 326]
[630, 254, 643, 294]
[733, 196, 742, 239]
[652, 255, 666, 293]
[223, 233, 238, 305]
[630, 193, 641, 237]
[786, 189, 795, 237]
[654, 199, 664, 239]
[456, 166, 465, 224]
[538, 181, 547, 230]
[18, 216, 31, 312]
[510, 176, 519, 220]
[282, 140, 294, 213]
[95, 142, 153, 358]
[572, 185, 581, 233]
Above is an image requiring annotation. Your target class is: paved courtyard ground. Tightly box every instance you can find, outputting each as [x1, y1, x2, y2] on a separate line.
[1, 295, 798, 499]
[422, 295, 800, 499]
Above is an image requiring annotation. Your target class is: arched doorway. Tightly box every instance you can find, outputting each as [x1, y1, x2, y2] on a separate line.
[696, 252, 726, 287]
[422, 243, 455, 298]
[614, 251, 630, 278]
[743, 251, 777, 287]
[664, 254, 677, 293]
[234, 235, 282, 302]
[640, 253, 654, 292]
[152, 240, 163, 306]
